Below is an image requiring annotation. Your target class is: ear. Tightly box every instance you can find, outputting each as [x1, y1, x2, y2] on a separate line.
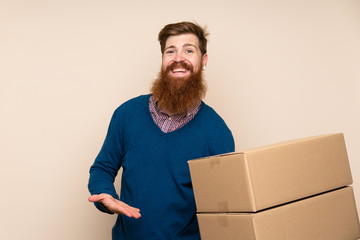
[202, 53, 208, 69]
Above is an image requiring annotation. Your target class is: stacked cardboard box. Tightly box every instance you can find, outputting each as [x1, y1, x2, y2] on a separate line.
[188, 133, 360, 240]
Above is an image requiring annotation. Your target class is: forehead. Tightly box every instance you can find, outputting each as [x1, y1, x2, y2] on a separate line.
[165, 33, 200, 48]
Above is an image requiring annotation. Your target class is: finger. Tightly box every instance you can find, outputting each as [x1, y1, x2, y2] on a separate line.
[131, 212, 141, 219]
[117, 201, 140, 212]
[88, 195, 100, 202]
[127, 205, 140, 212]
[89, 194, 141, 219]
[116, 204, 141, 219]
[88, 193, 113, 202]
[125, 209, 141, 219]
[127, 207, 141, 218]
[121, 208, 141, 219]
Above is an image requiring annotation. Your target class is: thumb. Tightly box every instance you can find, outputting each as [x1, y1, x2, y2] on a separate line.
[88, 195, 101, 202]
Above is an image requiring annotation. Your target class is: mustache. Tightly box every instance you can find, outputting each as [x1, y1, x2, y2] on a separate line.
[165, 61, 194, 73]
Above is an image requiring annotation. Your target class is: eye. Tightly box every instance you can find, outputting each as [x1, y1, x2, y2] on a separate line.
[165, 50, 175, 55]
[186, 49, 193, 54]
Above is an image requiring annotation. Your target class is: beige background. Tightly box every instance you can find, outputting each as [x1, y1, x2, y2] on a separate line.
[1, 0, 359, 239]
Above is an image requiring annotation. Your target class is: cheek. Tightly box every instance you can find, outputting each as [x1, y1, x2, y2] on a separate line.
[190, 55, 202, 65]
[191, 60, 201, 71]
[162, 58, 171, 70]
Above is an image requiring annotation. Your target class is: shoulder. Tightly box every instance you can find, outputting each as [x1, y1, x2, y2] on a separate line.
[117, 94, 150, 110]
[198, 102, 228, 126]
[108, 94, 150, 123]
[113, 94, 150, 114]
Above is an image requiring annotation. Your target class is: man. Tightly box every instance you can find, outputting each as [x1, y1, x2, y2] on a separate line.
[88, 21, 234, 239]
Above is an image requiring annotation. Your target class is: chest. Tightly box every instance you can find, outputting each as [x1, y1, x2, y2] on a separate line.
[121, 126, 210, 185]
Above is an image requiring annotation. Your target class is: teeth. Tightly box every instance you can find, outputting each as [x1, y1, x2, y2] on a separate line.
[173, 68, 186, 72]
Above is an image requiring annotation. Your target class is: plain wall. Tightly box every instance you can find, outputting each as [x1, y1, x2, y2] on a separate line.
[1, 0, 359, 239]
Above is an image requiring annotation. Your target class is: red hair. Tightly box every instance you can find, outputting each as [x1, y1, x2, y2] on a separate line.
[158, 21, 209, 56]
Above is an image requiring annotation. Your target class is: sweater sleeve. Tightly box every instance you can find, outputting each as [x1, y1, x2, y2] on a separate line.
[88, 107, 124, 214]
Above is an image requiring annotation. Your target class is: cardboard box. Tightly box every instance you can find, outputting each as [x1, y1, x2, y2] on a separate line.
[188, 133, 353, 212]
[197, 186, 360, 240]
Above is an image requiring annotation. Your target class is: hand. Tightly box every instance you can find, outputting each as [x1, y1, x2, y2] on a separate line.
[88, 193, 141, 219]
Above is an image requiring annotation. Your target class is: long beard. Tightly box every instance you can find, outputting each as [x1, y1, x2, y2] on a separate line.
[151, 62, 207, 115]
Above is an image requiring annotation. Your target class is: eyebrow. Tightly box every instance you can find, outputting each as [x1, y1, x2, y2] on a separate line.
[183, 43, 197, 49]
[164, 43, 198, 51]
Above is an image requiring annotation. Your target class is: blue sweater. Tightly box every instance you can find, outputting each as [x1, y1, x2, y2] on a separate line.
[88, 94, 234, 240]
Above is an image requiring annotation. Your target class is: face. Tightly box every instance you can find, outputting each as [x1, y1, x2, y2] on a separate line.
[162, 33, 208, 79]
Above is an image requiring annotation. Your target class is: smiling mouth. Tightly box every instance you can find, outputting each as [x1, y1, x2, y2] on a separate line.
[166, 62, 193, 77]
[171, 68, 188, 73]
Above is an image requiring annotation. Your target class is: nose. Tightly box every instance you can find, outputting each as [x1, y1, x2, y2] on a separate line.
[174, 52, 185, 62]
